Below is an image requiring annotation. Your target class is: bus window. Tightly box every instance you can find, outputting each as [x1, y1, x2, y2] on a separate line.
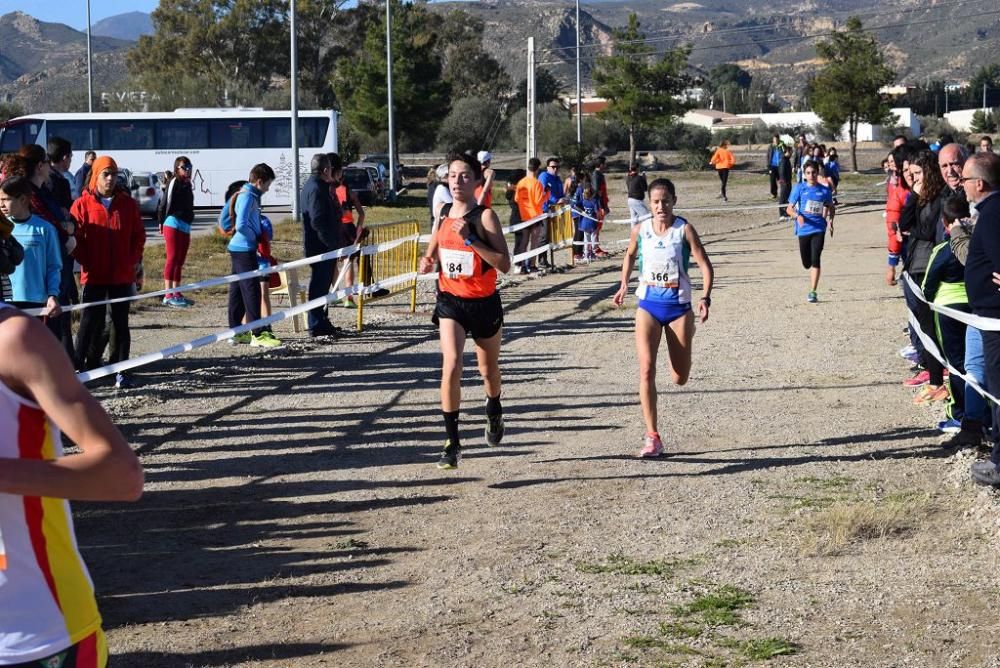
[263, 118, 328, 149]
[211, 119, 263, 149]
[102, 120, 154, 151]
[0, 119, 42, 153]
[157, 120, 209, 150]
[47, 120, 101, 152]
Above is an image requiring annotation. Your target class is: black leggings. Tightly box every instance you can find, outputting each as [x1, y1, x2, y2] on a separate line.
[798, 233, 825, 269]
[717, 169, 729, 198]
[74, 283, 132, 371]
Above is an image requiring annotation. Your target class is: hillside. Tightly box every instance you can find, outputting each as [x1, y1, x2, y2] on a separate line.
[429, 0, 1000, 101]
[0, 11, 132, 112]
[1, 2, 996, 115]
[92, 11, 154, 42]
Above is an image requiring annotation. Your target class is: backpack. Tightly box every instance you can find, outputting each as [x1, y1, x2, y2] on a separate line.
[216, 191, 241, 237]
[156, 177, 175, 227]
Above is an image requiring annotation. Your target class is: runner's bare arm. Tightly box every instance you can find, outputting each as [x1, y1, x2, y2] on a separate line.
[685, 223, 714, 323]
[477, 169, 495, 207]
[472, 208, 511, 274]
[613, 224, 642, 306]
[350, 191, 366, 231]
[0, 311, 143, 501]
[420, 235, 440, 273]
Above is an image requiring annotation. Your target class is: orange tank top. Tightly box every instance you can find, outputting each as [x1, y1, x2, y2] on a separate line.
[436, 204, 496, 299]
[335, 184, 353, 224]
[474, 184, 492, 209]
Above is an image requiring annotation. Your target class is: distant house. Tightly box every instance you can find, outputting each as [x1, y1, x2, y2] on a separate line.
[682, 109, 755, 131]
[944, 108, 985, 132]
[563, 97, 610, 116]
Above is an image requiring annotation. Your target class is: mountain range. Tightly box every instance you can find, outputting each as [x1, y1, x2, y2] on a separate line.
[0, 1, 996, 114]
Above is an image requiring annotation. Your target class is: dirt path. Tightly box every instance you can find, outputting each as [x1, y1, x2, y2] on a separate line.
[76, 177, 1000, 668]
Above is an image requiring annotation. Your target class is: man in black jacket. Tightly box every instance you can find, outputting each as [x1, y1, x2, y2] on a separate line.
[300, 153, 343, 337]
[962, 152, 1000, 485]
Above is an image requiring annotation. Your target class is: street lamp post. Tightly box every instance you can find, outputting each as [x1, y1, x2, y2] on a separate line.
[86, 0, 93, 112]
[290, 0, 301, 221]
[386, 0, 397, 196]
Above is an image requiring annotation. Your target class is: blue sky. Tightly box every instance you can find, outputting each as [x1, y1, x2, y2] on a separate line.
[0, 0, 161, 30]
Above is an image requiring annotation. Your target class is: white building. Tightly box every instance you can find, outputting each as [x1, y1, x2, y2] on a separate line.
[943, 108, 983, 133]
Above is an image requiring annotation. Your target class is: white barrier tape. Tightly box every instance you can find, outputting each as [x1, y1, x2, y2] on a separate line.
[511, 245, 552, 264]
[77, 269, 425, 384]
[906, 309, 1000, 408]
[902, 273, 1000, 332]
[77, 283, 360, 383]
[24, 241, 364, 317]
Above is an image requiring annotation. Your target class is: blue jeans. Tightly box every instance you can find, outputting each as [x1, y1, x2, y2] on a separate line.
[965, 326, 986, 426]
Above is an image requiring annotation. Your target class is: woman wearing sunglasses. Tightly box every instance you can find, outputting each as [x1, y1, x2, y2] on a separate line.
[157, 156, 195, 308]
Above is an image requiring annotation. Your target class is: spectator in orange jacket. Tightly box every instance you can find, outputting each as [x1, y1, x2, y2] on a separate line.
[514, 157, 546, 273]
[70, 155, 145, 387]
[709, 140, 736, 202]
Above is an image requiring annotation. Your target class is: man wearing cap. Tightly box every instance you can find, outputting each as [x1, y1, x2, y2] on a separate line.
[475, 151, 495, 209]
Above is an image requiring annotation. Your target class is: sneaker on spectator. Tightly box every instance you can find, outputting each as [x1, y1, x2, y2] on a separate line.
[114, 373, 133, 389]
[943, 428, 982, 450]
[937, 418, 961, 434]
[970, 460, 1000, 486]
[807, 291, 818, 303]
[639, 432, 664, 458]
[231, 332, 252, 345]
[165, 296, 188, 308]
[251, 331, 282, 348]
[913, 384, 949, 405]
[898, 344, 917, 359]
[177, 294, 195, 306]
[903, 370, 930, 387]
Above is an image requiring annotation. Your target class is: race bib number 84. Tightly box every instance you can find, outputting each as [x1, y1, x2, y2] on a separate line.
[439, 248, 474, 279]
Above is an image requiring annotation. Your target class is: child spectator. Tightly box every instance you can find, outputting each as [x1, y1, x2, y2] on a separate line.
[0, 177, 62, 326]
[578, 185, 601, 261]
[825, 148, 841, 203]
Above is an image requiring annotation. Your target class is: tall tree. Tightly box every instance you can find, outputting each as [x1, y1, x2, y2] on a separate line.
[438, 10, 512, 100]
[592, 14, 691, 165]
[514, 68, 565, 109]
[808, 16, 895, 172]
[332, 0, 450, 151]
[129, 0, 287, 108]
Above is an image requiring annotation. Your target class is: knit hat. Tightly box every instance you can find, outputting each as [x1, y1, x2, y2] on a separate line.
[88, 155, 119, 192]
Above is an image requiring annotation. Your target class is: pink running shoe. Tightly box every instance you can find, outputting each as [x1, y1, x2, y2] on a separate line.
[640, 433, 665, 458]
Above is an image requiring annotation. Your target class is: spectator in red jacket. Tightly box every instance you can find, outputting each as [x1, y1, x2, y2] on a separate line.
[70, 156, 145, 388]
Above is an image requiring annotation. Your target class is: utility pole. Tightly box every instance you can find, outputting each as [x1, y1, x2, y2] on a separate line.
[386, 0, 397, 196]
[985, 83, 989, 110]
[526, 37, 536, 169]
[575, 0, 582, 145]
[86, 0, 93, 112]
[945, 86, 949, 114]
[722, 89, 727, 114]
[290, 0, 300, 221]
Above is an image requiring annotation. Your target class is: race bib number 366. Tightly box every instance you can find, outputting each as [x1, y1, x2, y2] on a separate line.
[643, 258, 679, 288]
[439, 248, 474, 279]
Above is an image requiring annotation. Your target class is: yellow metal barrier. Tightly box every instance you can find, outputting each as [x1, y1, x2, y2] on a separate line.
[356, 220, 420, 332]
[546, 207, 576, 266]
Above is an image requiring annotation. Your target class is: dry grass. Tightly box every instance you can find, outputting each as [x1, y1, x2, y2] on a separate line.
[801, 493, 935, 556]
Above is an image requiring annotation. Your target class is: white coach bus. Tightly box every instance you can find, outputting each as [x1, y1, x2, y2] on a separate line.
[0, 108, 338, 207]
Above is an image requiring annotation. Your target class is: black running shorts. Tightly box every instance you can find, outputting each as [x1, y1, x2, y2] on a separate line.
[798, 232, 825, 269]
[432, 290, 503, 340]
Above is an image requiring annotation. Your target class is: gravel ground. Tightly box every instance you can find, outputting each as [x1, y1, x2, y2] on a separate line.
[72, 170, 1000, 667]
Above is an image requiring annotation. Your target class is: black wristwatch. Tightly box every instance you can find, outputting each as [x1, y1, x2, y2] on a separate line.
[700, 296, 712, 307]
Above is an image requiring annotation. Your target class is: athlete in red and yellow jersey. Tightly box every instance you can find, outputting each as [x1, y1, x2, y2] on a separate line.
[419, 153, 511, 470]
[0, 304, 143, 667]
